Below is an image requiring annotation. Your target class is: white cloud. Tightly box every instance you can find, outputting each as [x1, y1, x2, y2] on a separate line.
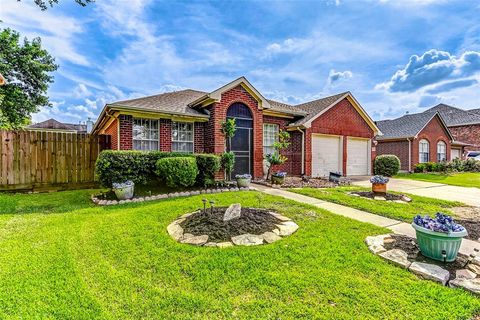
[327, 69, 353, 85]
[2, 0, 89, 66]
[73, 84, 92, 98]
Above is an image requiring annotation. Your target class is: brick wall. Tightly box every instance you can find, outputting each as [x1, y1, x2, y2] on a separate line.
[159, 119, 172, 152]
[376, 140, 410, 171]
[194, 122, 205, 153]
[119, 115, 133, 150]
[306, 98, 375, 176]
[413, 115, 451, 165]
[449, 124, 480, 152]
[104, 118, 118, 150]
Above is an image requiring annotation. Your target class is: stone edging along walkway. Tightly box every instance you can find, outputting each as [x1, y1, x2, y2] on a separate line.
[252, 184, 480, 257]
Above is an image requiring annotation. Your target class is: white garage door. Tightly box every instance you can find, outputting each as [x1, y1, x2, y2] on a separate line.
[347, 138, 370, 176]
[311, 135, 342, 177]
[451, 148, 461, 159]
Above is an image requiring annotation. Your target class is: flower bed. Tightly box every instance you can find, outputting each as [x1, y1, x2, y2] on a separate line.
[254, 176, 338, 189]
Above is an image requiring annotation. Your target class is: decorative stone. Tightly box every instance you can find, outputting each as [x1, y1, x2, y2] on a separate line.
[350, 193, 360, 197]
[167, 222, 184, 241]
[204, 242, 217, 247]
[408, 262, 450, 285]
[471, 257, 480, 266]
[181, 234, 209, 246]
[275, 221, 299, 236]
[393, 200, 408, 204]
[456, 269, 477, 280]
[223, 203, 242, 221]
[231, 234, 264, 246]
[365, 234, 391, 247]
[374, 196, 386, 201]
[449, 278, 480, 295]
[180, 212, 195, 219]
[269, 212, 291, 222]
[379, 249, 411, 269]
[369, 245, 386, 254]
[272, 228, 280, 236]
[99, 200, 107, 205]
[261, 232, 282, 243]
[467, 263, 480, 274]
[401, 195, 412, 202]
[217, 242, 234, 248]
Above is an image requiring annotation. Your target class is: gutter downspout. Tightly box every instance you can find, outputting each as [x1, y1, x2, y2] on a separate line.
[297, 128, 305, 175]
[407, 138, 412, 172]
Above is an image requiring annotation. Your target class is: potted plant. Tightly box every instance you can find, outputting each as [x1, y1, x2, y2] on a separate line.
[235, 174, 252, 188]
[271, 172, 287, 185]
[412, 213, 467, 262]
[370, 175, 389, 194]
[112, 180, 135, 200]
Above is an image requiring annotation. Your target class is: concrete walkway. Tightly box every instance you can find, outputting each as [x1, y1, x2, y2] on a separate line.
[253, 183, 479, 256]
[350, 176, 480, 207]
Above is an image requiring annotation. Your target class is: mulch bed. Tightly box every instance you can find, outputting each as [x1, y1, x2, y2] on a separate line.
[351, 191, 404, 201]
[384, 234, 470, 280]
[456, 219, 480, 241]
[181, 208, 282, 242]
[254, 176, 337, 189]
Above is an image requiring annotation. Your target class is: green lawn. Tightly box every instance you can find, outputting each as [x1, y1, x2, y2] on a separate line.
[0, 190, 478, 319]
[288, 186, 461, 222]
[396, 172, 480, 188]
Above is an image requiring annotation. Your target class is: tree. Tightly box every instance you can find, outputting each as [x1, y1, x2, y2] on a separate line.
[18, 0, 93, 10]
[220, 118, 237, 180]
[0, 28, 58, 129]
[265, 129, 290, 180]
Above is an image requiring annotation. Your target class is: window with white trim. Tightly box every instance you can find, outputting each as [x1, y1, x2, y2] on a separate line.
[172, 122, 194, 153]
[437, 141, 447, 162]
[263, 123, 279, 155]
[132, 118, 159, 151]
[419, 139, 430, 163]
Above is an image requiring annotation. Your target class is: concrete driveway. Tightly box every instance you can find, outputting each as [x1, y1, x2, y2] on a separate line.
[350, 176, 480, 207]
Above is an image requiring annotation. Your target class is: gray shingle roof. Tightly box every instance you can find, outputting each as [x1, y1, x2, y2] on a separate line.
[468, 108, 480, 116]
[422, 104, 480, 126]
[266, 99, 307, 116]
[290, 92, 349, 126]
[376, 112, 444, 140]
[28, 118, 87, 132]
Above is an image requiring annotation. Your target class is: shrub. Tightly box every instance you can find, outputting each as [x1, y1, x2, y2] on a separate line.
[413, 163, 427, 173]
[155, 157, 198, 188]
[221, 151, 235, 180]
[195, 154, 221, 187]
[374, 155, 401, 176]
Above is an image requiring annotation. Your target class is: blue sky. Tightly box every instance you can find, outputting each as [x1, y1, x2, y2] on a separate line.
[2, 0, 480, 124]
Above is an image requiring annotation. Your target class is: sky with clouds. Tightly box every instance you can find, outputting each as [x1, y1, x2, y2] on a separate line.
[2, 0, 480, 124]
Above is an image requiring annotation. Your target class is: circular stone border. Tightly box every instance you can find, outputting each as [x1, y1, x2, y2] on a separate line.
[91, 186, 253, 206]
[349, 192, 412, 203]
[167, 210, 299, 247]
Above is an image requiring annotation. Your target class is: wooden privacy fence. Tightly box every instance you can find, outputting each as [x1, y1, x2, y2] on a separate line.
[0, 130, 110, 191]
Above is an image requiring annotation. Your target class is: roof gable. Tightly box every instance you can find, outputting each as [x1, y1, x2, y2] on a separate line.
[423, 103, 480, 126]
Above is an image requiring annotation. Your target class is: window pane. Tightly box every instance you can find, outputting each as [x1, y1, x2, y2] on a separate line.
[132, 118, 159, 151]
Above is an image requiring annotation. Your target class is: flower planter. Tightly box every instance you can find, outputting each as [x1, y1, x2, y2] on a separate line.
[113, 184, 134, 200]
[372, 183, 387, 194]
[236, 178, 251, 188]
[412, 223, 468, 262]
[271, 175, 285, 185]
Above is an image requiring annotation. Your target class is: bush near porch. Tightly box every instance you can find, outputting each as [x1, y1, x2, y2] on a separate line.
[95, 150, 220, 188]
[414, 158, 480, 173]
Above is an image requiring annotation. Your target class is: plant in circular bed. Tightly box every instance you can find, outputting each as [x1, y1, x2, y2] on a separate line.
[235, 174, 252, 188]
[112, 180, 135, 200]
[271, 171, 287, 185]
[370, 175, 389, 194]
[412, 213, 467, 262]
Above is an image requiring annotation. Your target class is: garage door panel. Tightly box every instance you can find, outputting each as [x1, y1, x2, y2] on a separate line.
[312, 135, 341, 177]
[347, 138, 369, 176]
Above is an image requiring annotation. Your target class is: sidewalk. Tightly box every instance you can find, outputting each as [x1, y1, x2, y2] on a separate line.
[253, 184, 479, 256]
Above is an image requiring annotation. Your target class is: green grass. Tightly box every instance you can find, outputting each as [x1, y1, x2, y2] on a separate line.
[0, 190, 478, 319]
[396, 172, 480, 188]
[288, 186, 462, 222]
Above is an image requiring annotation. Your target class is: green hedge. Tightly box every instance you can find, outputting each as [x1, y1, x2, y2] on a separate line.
[155, 157, 198, 188]
[95, 150, 220, 187]
[374, 155, 401, 177]
[414, 158, 480, 173]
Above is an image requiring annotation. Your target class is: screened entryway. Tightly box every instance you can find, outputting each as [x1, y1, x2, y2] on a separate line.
[227, 103, 253, 178]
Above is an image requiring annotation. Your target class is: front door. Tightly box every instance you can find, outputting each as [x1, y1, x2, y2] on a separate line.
[226, 103, 253, 178]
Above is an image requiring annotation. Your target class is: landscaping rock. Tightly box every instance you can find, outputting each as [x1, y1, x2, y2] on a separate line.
[261, 232, 282, 244]
[374, 196, 386, 201]
[268, 212, 291, 222]
[203, 242, 217, 247]
[401, 195, 412, 202]
[231, 234, 264, 246]
[449, 278, 480, 295]
[365, 234, 391, 247]
[394, 200, 408, 204]
[456, 269, 477, 280]
[217, 242, 234, 248]
[223, 203, 242, 221]
[275, 221, 299, 236]
[408, 262, 450, 285]
[467, 263, 480, 275]
[471, 256, 480, 266]
[369, 245, 387, 255]
[379, 249, 411, 269]
[181, 234, 209, 246]
[167, 222, 184, 241]
[180, 212, 195, 219]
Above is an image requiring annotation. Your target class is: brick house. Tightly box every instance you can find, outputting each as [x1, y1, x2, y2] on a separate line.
[421, 104, 480, 157]
[375, 112, 460, 171]
[92, 77, 381, 178]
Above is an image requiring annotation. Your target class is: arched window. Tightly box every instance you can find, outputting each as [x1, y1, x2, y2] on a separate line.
[419, 139, 430, 163]
[437, 141, 447, 162]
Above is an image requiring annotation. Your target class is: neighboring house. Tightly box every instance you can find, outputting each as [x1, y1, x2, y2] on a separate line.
[92, 77, 381, 178]
[421, 104, 480, 154]
[28, 118, 92, 133]
[375, 112, 461, 171]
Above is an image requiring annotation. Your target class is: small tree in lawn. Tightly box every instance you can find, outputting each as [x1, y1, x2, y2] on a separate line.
[220, 118, 236, 180]
[265, 130, 290, 180]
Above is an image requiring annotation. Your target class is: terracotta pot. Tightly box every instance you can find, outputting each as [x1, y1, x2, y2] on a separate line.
[372, 183, 387, 194]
